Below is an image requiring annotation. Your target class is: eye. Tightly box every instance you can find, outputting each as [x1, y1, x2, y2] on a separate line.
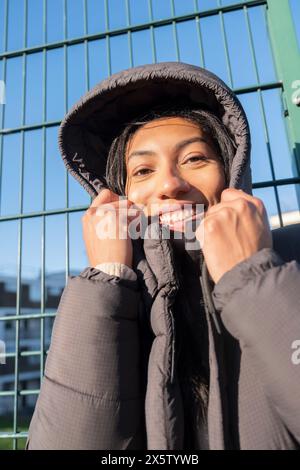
[183, 155, 207, 164]
[132, 167, 153, 177]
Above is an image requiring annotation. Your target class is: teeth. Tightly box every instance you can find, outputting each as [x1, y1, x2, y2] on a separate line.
[159, 208, 195, 224]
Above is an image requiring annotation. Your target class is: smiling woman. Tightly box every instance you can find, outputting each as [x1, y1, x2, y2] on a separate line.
[26, 62, 300, 451]
[103, 106, 237, 447]
[106, 105, 235, 205]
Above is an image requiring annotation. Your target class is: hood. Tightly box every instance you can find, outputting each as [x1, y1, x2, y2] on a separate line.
[58, 61, 252, 198]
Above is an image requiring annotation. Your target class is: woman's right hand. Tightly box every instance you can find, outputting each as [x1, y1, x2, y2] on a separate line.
[81, 188, 141, 269]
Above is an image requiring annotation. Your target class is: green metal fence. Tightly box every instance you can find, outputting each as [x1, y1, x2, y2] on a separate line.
[0, 0, 299, 449]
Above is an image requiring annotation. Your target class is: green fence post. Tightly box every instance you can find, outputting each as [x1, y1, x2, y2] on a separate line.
[267, 0, 300, 173]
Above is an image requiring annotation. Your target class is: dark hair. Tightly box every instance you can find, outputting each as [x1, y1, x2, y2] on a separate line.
[106, 104, 236, 195]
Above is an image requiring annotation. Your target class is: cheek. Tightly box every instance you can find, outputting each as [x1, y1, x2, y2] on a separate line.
[207, 167, 226, 203]
[127, 183, 157, 217]
[127, 186, 150, 209]
[128, 189, 142, 202]
[215, 167, 226, 191]
[193, 166, 226, 204]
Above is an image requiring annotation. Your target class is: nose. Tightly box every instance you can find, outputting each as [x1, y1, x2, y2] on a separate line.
[156, 166, 191, 199]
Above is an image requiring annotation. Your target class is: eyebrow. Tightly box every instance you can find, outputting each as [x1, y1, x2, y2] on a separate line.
[127, 136, 210, 163]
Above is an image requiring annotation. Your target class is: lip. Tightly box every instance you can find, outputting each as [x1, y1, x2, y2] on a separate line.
[160, 211, 204, 232]
[152, 202, 207, 217]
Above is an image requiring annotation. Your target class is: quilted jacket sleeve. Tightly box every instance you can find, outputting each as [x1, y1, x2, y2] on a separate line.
[212, 247, 300, 443]
[26, 267, 145, 450]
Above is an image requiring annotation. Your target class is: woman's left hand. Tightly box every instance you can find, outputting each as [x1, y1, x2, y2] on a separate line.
[196, 188, 273, 284]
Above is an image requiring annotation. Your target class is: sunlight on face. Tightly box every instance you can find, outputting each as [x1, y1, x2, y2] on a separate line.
[124, 117, 226, 228]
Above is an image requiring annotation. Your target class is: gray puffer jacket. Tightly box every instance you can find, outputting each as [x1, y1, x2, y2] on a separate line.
[27, 62, 300, 450]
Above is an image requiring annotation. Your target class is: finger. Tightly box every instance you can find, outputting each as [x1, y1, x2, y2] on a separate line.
[94, 200, 144, 220]
[95, 199, 130, 217]
[206, 196, 256, 217]
[203, 189, 245, 215]
[220, 188, 253, 203]
[90, 188, 120, 208]
[221, 189, 266, 216]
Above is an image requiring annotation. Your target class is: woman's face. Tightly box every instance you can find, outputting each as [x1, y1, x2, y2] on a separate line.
[125, 116, 226, 230]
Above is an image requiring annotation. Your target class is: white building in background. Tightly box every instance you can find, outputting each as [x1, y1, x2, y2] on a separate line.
[0, 270, 78, 415]
[269, 210, 300, 229]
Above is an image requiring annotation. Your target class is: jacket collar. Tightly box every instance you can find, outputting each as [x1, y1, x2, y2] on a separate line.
[134, 222, 227, 449]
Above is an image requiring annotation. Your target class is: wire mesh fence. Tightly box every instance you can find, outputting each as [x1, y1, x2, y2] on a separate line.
[0, 0, 299, 449]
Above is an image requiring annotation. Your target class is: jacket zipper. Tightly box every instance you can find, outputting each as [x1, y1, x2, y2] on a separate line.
[200, 259, 222, 335]
[167, 285, 178, 385]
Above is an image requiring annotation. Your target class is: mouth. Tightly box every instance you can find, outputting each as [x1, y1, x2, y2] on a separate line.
[158, 204, 206, 232]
